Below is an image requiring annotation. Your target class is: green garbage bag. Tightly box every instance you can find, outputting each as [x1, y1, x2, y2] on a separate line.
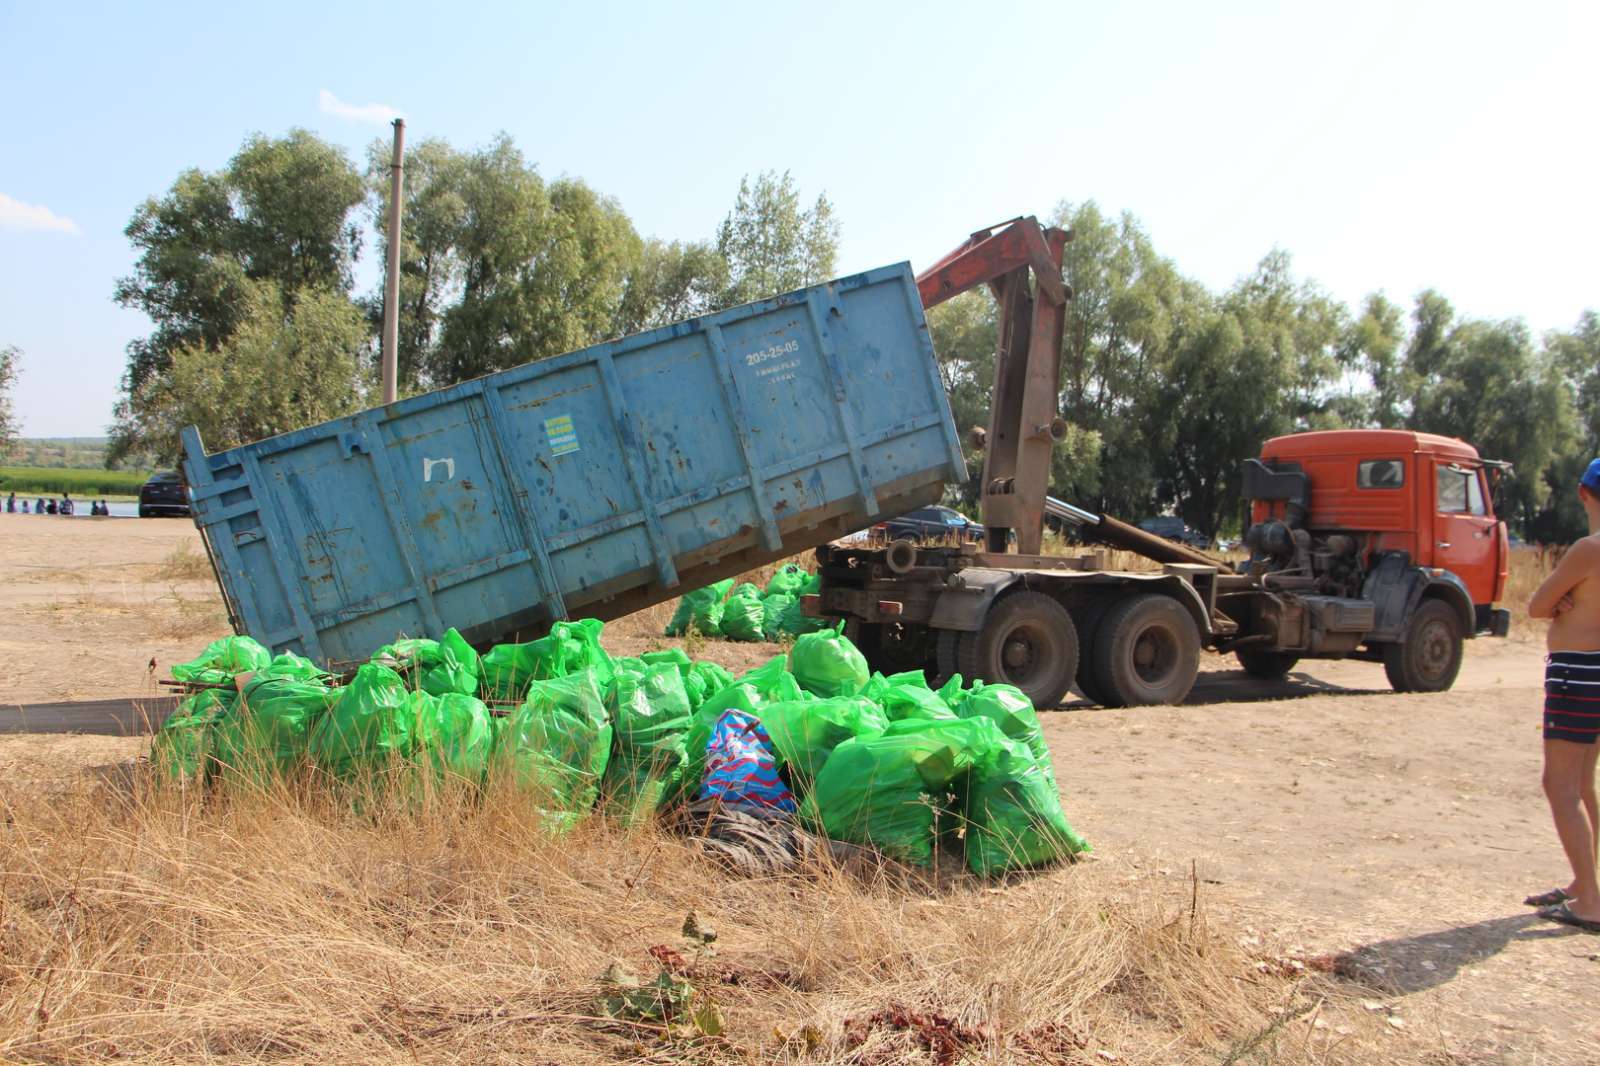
[862, 671, 958, 722]
[773, 574, 831, 637]
[664, 579, 733, 637]
[685, 661, 735, 708]
[257, 651, 326, 683]
[765, 563, 810, 598]
[214, 675, 338, 780]
[608, 662, 693, 749]
[720, 589, 767, 642]
[739, 654, 808, 703]
[789, 625, 869, 698]
[964, 736, 1090, 876]
[803, 726, 991, 866]
[761, 593, 795, 638]
[758, 696, 889, 793]
[414, 692, 495, 783]
[374, 629, 480, 697]
[481, 619, 611, 700]
[151, 689, 234, 785]
[308, 664, 416, 774]
[641, 648, 692, 673]
[956, 683, 1050, 766]
[602, 660, 693, 820]
[171, 635, 272, 686]
[496, 670, 612, 829]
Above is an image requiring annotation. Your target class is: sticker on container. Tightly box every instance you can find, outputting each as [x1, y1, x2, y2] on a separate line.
[544, 414, 579, 456]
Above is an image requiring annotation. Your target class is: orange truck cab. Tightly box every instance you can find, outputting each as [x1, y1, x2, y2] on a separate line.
[1227, 429, 1512, 692]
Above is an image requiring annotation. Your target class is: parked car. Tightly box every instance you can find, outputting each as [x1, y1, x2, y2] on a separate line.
[1137, 515, 1210, 549]
[138, 471, 190, 518]
[873, 505, 981, 543]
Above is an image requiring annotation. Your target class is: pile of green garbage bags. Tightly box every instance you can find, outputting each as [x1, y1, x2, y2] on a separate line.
[152, 620, 1088, 877]
[663, 565, 832, 642]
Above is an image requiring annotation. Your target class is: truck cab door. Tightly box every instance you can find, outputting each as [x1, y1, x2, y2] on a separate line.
[1431, 462, 1498, 605]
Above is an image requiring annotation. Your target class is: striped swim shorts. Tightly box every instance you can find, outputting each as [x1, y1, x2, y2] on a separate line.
[1545, 650, 1600, 744]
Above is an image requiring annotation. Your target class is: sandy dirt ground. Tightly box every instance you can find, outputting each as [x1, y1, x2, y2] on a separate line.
[1, 513, 1595, 1063]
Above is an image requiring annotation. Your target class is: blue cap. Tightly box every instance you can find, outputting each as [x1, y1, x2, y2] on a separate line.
[1583, 458, 1600, 493]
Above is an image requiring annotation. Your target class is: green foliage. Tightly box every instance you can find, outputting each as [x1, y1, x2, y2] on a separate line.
[112, 130, 367, 463]
[368, 134, 643, 390]
[0, 344, 18, 458]
[131, 280, 371, 457]
[5, 437, 148, 470]
[0, 467, 149, 496]
[715, 170, 838, 307]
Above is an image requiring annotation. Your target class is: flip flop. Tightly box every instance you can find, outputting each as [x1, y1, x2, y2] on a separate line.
[1537, 901, 1600, 934]
[1524, 887, 1575, 907]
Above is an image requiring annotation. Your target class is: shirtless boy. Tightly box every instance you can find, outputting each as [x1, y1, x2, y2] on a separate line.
[1526, 458, 1600, 932]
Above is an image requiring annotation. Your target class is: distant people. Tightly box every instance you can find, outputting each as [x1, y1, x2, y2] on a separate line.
[94, 499, 109, 516]
[60, 493, 73, 516]
[45, 499, 57, 515]
[20, 499, 29, 513]
[34, 497, 45, 514]
[4, 492, 13, 513]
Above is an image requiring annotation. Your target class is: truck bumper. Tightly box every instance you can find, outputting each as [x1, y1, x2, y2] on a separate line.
[1477, 606, 1512, 638]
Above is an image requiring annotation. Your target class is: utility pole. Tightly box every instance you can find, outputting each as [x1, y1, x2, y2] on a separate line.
[381, 118, 406, 405]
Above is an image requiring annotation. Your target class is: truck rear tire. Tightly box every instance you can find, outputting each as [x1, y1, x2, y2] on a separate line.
[1069, 599, 1113, 706]
[1382, 598, 1463, 693]
[956, 591, 1078, 709]
[846, 620, 934, 678]
[1091, 593, 1201, 707]
[1235, 649, 1299, 680]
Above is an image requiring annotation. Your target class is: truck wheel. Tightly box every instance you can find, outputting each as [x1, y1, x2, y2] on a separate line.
[933, 627, 966, 688]
[1235, 649, 1299, 680]
[1069, 599, 1112, 706]
[1091, 594, 1200, 707]
[846, 620, 932, 677]
[1382, 598, 1463, 693]
[956, 591, 1077, 709]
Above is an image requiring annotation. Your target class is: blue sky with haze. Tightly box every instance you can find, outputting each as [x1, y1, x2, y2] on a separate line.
[1, 0, 1594, 439]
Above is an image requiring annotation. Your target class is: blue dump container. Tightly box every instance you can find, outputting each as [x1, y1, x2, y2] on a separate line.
[182, 264, 964, 664]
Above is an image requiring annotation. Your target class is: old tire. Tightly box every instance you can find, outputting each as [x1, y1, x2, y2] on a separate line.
[1235, 648, 1300, 680]
[1091, 593, 1201, 707]
[955, 591, 1078, 709]
[1382, 598, 1463, 693]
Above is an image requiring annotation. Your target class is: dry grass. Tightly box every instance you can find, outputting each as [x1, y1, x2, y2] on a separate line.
[157, 542, 215, 583]
[0, 767, 1408, 1065]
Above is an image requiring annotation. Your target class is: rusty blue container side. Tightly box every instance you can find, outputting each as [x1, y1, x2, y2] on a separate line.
[182, 263, 964, 664]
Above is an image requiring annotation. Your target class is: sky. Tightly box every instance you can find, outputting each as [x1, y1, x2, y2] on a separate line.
[1, 0, 1596, 439]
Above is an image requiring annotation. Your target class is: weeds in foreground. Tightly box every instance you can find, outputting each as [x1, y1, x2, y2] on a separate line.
[0, 766, 1408, 1064]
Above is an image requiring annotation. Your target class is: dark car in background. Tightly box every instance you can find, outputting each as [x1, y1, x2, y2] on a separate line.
[1137, 515, 1210, 549]
[873, 505, 981, 543]
[139, 471, 190, 518]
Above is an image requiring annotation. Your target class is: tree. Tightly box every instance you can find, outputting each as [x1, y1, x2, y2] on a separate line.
[112, 130, 366, 461]
[134, 281, 370, 456]
[0, 344, 19, 457]
[369, 135, 644, 388]
[615, 239, 729, 335]
[926, 291, 1000, 508]
[1402, 294, 1579, 532]
[715, 171, 838, 307]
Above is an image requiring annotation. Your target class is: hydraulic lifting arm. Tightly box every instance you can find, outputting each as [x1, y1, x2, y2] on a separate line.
[915, 217, 1072, 555]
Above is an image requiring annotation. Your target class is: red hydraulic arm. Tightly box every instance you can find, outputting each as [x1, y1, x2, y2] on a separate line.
[914, 217, 1072, 555]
